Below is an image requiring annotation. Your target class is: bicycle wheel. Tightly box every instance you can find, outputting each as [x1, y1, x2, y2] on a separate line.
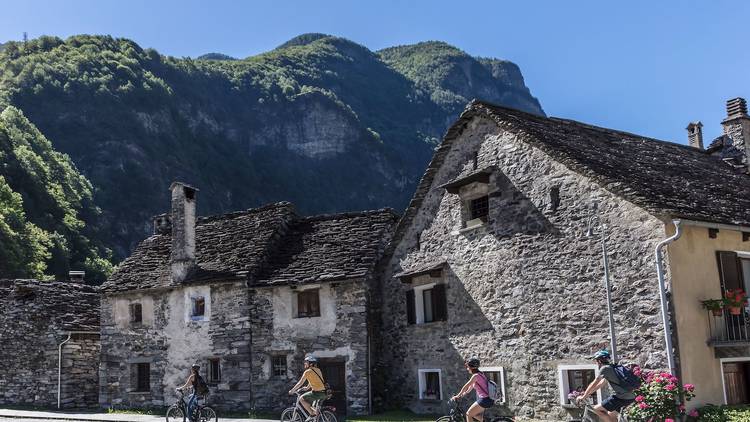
[320, 410, 337, 422]
[435, 416, 454, 422]
[198, 406, 217, 422]
[281, 408, 303, 422]
[166, 405, 185, 422]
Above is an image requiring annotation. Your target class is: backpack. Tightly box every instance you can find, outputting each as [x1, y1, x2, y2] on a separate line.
[194, 374, 210, 396]
[610, 364, 642, 392]
[478, 373, 502, 403]
[311, 369, 334, 400]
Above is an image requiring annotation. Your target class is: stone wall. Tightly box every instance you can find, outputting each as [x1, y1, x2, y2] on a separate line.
[250, 280, 370, 415]
[376, 117, 670, 420]
[99, 280, 252, 411]
[0, 279, 100, 408]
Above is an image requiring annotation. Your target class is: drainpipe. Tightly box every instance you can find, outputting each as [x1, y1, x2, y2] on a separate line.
[57, 331, 100, 409]
[654, 220, 682, 376]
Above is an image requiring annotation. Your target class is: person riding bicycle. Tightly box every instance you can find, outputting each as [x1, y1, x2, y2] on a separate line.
[289, 355, 327, 421]
[575, 350, 635, 422]
[177, 363, 207, 422]
[450, 357, 494, 422]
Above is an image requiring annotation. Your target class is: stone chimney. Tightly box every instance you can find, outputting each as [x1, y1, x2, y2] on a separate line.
[170, 182, 198, 283]
[69, 270, 85, 283]
[686, 121, 704, 150]
[721, 97, 750, 166]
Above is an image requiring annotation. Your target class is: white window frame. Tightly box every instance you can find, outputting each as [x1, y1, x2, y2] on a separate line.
[418, 368, 443, 400]
[719, 357, 750, 405]
[413, 283, 436, 324]
[557, 364, 602, 405]
[479, 366, 506, 404]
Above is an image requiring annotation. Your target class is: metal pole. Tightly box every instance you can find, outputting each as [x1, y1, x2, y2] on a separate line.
[601, 228, 617, 362]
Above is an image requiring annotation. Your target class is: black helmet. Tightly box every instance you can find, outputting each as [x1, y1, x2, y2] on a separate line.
[465, 357, 480, 369]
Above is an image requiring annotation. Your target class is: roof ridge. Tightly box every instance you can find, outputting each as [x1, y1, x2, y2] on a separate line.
[197, 201, 295, 223]
[300, 208, 399, 222]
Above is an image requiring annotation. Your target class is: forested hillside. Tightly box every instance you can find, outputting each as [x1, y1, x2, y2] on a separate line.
[0, 33, 543, 277]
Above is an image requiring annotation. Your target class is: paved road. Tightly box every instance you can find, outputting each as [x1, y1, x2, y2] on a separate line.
[0, 409, 279, 422]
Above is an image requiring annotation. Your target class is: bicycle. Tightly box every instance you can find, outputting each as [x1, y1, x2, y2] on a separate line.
[576, 398, 629, 422]
[280, 389, 337, 422]
[166, 388, 218, 422]
[435, 396, 513, 422]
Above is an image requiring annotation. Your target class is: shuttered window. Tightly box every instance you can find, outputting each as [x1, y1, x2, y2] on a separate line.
[718, 251, 744, 292]
[129, 303, 142, 324]
[208, 358, 221, 383]
[297, 290, 321, 318]
[407, 284, 447, 324]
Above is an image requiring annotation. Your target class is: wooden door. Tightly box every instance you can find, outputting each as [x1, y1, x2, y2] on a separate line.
[319, 360, 347, 415]
[724, 362, 749, 405]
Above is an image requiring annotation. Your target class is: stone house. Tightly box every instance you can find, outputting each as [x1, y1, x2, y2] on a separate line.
[0, 278, 100, 409]
[375, 98, 750, 420]
[99, 182, 397, 415]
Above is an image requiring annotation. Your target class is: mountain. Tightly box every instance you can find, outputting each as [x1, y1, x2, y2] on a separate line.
[0, 34, 543, 265]
[0, 106, 113, 281]
[196, 52, 237, 61]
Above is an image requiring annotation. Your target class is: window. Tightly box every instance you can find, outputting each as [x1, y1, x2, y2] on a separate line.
[418, 369, 442, 400]
[273, 355, 287, 377]
[469, 196, 489, 221]
[207, 358, 221, 383]
[129, 303, 142, 324]
[191, 297, 205, 318]
[558, 365, 600, 405]
[297, 289, 321, 318]
[406, 284, 447, 325]
[480, 366, 506, 404]
[134, 363, 150, 392]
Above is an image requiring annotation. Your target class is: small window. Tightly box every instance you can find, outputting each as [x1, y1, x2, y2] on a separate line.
[418, 369, 442, 400]
[407, 284, 447, 325]
[273, 355, 287, 377]
[480, 366, 506, 404]
[134, 363, 150, 392]
[558, 365, 600, 405]
[297, 290, 320, 318]
[192, 297, 205, 318]
[469, 196, 489, 221]
[130, 303, 142, 324]
[208, 358, 221, 384]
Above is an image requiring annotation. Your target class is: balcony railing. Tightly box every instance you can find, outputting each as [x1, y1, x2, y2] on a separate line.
[707, 310, 750, 346]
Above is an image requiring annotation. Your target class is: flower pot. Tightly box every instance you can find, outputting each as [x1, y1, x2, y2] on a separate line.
[729, 306, 742, 315]
[712, 308, 724, 316]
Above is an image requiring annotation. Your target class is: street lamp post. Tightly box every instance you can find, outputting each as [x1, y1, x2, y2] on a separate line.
[587, 211, 618, 363]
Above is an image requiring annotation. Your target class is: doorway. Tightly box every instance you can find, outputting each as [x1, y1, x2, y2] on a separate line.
[723, 361, 750, 405]
[319, 359, 347, 415]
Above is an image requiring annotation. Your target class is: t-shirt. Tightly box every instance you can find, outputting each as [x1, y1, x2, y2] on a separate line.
[473, 373, 490, 399]
[303, 368, 325, 392]
[600, 365, 636, 400]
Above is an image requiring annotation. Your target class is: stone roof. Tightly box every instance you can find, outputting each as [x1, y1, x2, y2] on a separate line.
[103, 203, 398, 293]
[0, 279, 100, 331]
[102, 202, 296, 292]
[253, 209, 398, 286]
[390, 100, 750, 251]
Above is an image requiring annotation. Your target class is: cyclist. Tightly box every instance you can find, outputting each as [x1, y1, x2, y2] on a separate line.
[289, 355, 327, 421]
[177, 363, 206, 422]
[451, 357, 494, 422]
[575, 350, 635, 422]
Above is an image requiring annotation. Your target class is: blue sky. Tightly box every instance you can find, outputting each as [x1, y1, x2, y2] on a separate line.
[1, 0, 748, 144]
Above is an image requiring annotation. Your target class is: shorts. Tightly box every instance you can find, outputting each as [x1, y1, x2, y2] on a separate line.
[301, 390, 327, 404]
[476, 397, 495, 408]
[602, 395, 635, 412]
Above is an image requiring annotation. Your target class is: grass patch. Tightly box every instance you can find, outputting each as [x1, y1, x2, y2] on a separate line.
[346, 410, 437, 422]
[107, 406, 158, 415]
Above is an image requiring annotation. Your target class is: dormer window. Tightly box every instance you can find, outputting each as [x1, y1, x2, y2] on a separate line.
[440, 167, 494, 229]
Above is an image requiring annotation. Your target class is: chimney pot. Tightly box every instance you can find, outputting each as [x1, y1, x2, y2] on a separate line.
[720, 97, 750, 168]
[727, 97, 749, 119]
[686, 121, 704, 150]
[170, 182, 198, 283]
[69, 271, 85, 283]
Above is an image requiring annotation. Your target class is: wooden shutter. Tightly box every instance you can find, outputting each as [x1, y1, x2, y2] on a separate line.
[406, 289, 416, 325]
[717, 251, 743, 292]
[433, 283, 448, 321]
